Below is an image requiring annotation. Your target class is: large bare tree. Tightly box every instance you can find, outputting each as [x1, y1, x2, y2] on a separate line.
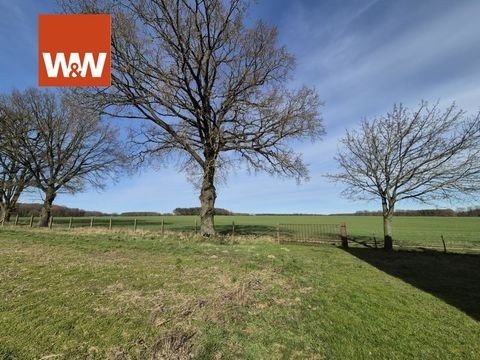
[4, 88, 124, 227]
[62, 0, 325, 236]
[329, 102, 480, 250]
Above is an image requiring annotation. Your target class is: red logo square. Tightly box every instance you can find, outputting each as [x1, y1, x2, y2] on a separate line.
[38, 14, 111, 87]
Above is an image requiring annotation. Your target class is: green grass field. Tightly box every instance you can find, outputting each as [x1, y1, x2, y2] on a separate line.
[11, 215, 480, 251]
[0, 228, 479, 359]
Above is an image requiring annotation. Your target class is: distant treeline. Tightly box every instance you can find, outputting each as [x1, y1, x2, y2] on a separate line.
[14, 205, 170, 218]
[120, 212, 165, 216]
[173, 207, 233, 215]
[349, 208, 480, 217]
[11, 203, 480, 218]
[15, 203, 109, 217]
[250, 213, 324, 216]
[13, 204, 235, 217]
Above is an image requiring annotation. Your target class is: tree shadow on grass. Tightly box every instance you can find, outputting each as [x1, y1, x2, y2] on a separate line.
[215, 224, 277, 236]
[345, 248, 480, 321]
[347, 235, 379, 248]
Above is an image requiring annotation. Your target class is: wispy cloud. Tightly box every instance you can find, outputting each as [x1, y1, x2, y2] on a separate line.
[284, 1, 480, 125]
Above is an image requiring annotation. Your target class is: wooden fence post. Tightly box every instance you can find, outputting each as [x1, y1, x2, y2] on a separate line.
[90, 217, 94, 228]
[133, 218, 137, 232]
[441, 235, 447, 254]
[340, 223, 348, 248]
[14, 215, 19, 226]
[29, 215, 34, 228]
[194, 218, 197, 234]
[232, 221, 235, 237]
[69, 217, 72, 229]
[161, 217, 165, 236]
[49, 217, 53, 230]
[109, 217, 112, 230]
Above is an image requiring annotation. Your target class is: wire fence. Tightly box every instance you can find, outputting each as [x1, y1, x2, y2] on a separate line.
[348, 233, 480, 254]
[1, 215, 479, 254]
[3, 215, 170, 233]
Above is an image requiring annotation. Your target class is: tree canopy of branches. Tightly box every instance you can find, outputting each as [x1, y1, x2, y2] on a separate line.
[1, 88, 125, 227]
[329, 102, 480, 250]
[62, 0, 325, 236]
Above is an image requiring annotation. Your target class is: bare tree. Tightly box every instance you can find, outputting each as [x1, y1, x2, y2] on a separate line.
[5, 88, 125, 227]
[329, 102, 480, 250]
[0, 160, 32, 224]
[0, 96, 33, 223]
[62, 0, 325, 236]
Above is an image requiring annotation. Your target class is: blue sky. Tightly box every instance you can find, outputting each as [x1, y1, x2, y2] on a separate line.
[1, 0, 480, 214]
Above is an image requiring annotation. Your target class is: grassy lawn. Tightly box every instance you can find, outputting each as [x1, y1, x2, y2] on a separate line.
[0, 228, 479, 359]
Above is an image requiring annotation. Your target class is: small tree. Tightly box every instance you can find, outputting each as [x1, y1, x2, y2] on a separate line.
[0, 160, 31, 223]
[62, 0, 325, 236]
[6, 88, 125, 227]
[0, 96, 33, 223]
[329, 102, 480, 250]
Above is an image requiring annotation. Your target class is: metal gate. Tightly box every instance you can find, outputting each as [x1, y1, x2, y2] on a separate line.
[278, 223, 348, 246]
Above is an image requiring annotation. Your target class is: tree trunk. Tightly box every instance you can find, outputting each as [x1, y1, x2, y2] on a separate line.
[199, 158, 216, 236]
[383, 213, 393, 251]
[0, 203, 13, 223]
[8, 185, 23, 224]
[381, 198, 394, 251]
[3, 207, 12, 223]
[0, 204, 5, 224]
[38, 187, 56, 227]
[0, 183, 24, 224]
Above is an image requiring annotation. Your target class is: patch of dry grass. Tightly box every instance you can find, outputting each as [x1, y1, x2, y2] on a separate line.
[0, 228, 294, 358]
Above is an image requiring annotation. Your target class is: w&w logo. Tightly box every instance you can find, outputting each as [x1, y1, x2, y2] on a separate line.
[38, 14, 111, 87]
[42, 53, 108, 79]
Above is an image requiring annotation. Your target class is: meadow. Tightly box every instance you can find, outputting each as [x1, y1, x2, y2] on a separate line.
[0, 227, 479, 359]
[12, 215, 480, 251]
